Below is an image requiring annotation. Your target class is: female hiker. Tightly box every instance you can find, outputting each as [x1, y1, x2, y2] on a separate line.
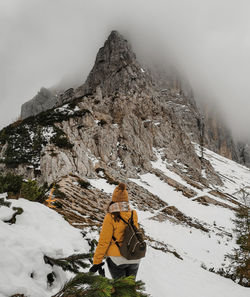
[89, 183, 142, 279]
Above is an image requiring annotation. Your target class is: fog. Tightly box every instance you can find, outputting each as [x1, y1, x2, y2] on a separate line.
[1, 0, 250, 139]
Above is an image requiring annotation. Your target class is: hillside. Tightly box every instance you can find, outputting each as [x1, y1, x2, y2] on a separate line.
[0, 31, 230, 189]
[0, 30, 249, 296]
[0, 145, 249, 296]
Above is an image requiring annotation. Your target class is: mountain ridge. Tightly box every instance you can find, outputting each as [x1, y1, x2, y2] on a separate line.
[19, 30, 240, 167]
[2, 30, 216, 185]
[0, 30, 249, 295]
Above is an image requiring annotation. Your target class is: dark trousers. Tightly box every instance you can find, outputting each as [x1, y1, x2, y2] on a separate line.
[106, 257, 139, 280]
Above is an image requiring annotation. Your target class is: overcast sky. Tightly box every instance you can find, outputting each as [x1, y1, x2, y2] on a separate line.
[1, 0, 250, 139]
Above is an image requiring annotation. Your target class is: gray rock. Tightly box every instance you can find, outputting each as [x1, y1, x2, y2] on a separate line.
[56, 88, 75, 106]
[76, 30, 153, 98]
[151, 67, 239, 163]
[19, 31, 240, 166]
[21, 87, 57, 119]
[1, 30, 224, 187]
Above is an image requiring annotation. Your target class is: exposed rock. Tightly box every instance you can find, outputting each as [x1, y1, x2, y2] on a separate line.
[56, 88, 75, 106]
[19, 30, 240, 167]
[49, 174, 168, 228]
[76, 30, 153, 98]
[208, 190, 241, 206]
[1, 30, 223, 189]
[193, 195, 238, 210]
[0, 30, 247, 293]
[152, 69, 239, 163]
[149, 205, 209, 232]
[204, 108, 239, 161]
[153, 168, 198, 198]
[21, 87, 57, 119]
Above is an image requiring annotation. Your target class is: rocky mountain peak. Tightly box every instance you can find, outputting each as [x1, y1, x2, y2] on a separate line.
[21, 87, 57, 120]
[101, 30, 136, 65]
[77, 30, 151, 98]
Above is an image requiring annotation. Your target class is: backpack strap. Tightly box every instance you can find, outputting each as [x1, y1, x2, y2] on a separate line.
[118, 215, 128, 224]
[112, 235, 120, 248]
[130, 210, 134, 224]
[118, 210, 134, 225]
[112, 210, 134, 247]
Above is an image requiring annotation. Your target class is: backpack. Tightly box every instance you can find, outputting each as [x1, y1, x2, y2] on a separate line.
[112, 211, 147, 260]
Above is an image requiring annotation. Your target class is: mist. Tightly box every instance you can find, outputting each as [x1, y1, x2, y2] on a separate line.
[1, 0, 250, 140]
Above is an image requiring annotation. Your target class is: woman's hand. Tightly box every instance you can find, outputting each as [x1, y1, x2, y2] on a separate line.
[89, 262, 105, 273]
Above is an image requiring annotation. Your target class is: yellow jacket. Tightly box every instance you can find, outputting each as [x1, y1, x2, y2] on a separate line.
[93, 210, 138, 265]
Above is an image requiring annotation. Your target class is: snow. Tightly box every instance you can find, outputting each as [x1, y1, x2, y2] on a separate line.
[74, 106, 80, 111]
[88, 178, 116, 194]
[139, 247, 248, 297]
[117, 157, 124, 168]
[80, 176, 247, 297]
[151, 148, 239, 208]
[139, 211, 234, 269]
[131, 173, 234, 229]
[0, 205, 14, 221]
[0, 144, 249, 296]
[194, 143, 250, 199]
[86, 149, 99, 166]
[0, 196, 89, 297]
[54, 104, 74, 115]
[86, 175, 247, 296]
[42, 126, 56, 141]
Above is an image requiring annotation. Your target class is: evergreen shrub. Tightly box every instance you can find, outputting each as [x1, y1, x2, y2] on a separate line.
[21, 179, 44, 201]
[0, 173, 23, 195]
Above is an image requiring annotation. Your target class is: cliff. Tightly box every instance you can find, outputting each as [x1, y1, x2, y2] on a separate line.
[21, 87, 57, 119]
[0, 31, 222, 188]
[0, 31, 249, 294]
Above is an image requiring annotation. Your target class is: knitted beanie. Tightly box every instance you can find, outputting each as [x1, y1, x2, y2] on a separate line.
[112, 183, 128, 202]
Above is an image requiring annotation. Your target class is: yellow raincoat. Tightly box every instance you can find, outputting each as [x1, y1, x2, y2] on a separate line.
[93, 210, 138, 265]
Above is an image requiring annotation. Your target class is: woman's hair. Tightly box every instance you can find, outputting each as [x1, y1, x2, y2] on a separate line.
[107, 201, 120, 222]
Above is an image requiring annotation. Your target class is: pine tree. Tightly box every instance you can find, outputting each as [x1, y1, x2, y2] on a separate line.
[46, 248, 149, 297]
[197, 116, 205, 160]
[0, 197, 11, 207]
[0, 173, 23, 196]
[44, 253, 91, 274]
[52, 274, 148, 297]
[227, 188, 250, 286]
[21, 179, 43, 201]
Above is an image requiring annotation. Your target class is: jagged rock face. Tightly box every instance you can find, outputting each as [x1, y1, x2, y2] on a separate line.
[204, 111, 239, 160]
[76, 31, 153, 98]
[21, 87, 57, 119]
[56, 88, 75, 106]
[1, 30, 222, 187]
[54, 174, 168, 228]
[39, 89, 204, 185]
[20, 30, 238, 166]
[151, 68, 239, 162]
[36, 31, 208, 185]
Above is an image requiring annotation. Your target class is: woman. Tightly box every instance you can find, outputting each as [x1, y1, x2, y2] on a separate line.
[89, 183, 140, 279]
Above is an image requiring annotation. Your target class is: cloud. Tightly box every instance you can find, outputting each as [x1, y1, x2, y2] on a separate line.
[1, 0, 250, 139]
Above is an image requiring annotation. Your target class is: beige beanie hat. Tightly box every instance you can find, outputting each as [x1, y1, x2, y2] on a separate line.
[112, 183, 128, 202]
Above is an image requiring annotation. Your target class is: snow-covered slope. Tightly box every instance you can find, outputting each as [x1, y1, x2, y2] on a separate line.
[198, 144, 250, 200]
[0, 195, 89, 297]
[0, 144, 249, 297]
[88, 145, 250, 296]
